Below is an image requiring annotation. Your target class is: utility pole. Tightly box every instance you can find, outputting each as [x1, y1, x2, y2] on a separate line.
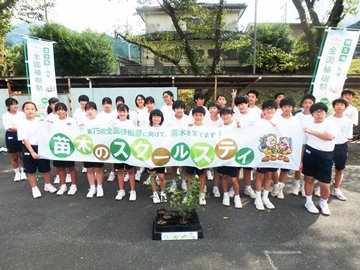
[44, 0, 49, 23]
[253, 0, 258, 75]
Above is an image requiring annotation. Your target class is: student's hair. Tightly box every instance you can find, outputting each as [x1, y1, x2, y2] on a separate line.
[115, 96, 125, 104]
[217, 94, 227, 101]
[22, 101, 37, 111]
[280, 97, 295, 108]
[194, 92, 205, 102]
[47, 97, 59, 114]
[220, 107, 234, 115]
[172, 100, 185, 110]
[310, 102, 328, 114]
[192, 106, 206, 116]
[207, 101, 221, 111]
[262, 100, 277, 110]
[5, 97, 18, 111]
[246, 89, 259, 98]
[341, 88, 355, 97]
[145, 96, 155, 104]
[55, 102, 68, 112]
[135, 94, 146, 107]
[235, 96, 249, 106]
[332, 98, 349, 108]
[78, 95, 89, 103]
[102, 97, 112, 105]
[274, 92, 285, 100]
[300, 94, 316, 106]
[149, 109, 164, 126]
[85, 101, 97, 111]
[116, 104, 130, 119]
[163, 90, 174, 101]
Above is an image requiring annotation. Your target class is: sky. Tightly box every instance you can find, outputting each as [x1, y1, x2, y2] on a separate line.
[19, 0, 360, 34]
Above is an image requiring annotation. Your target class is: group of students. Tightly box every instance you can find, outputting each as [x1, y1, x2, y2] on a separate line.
[2, 88, 357, 216]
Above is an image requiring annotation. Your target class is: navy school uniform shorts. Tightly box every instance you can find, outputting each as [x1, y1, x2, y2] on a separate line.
[333, 143, 348, 170]
[217, 166, 240, 178]
[114, 163, 134, 170]
[5, 131, 23, 153]
[23, 145, 51, 174]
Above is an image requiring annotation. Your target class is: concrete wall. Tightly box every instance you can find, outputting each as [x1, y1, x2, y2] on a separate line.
[0, 87, 177, 147]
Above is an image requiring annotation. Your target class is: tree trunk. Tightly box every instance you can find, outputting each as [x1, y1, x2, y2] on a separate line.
[210, 0, 225, 75]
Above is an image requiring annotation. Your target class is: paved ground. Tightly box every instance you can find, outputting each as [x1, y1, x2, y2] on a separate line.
[0, 143, 359, 270]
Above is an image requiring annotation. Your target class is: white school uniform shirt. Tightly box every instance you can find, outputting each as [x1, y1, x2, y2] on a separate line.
[303, 118, 338, 152]
[248, 106, 262, 118]
[328, 115, 353, 144]
[234, 111, 260, 128]
[203, 115, 223, 127]
[98, 110, 117, 125]
[220, 120, 238, 132]
[295, 112, 314, 144]
[344, 104, 358, 126]
[129, 107, 148, 126]
[166, 114, 193, 128]
[138, 111, 151, 127]
[45, 112, 59, 123]
[81, 116, 106, 128]
[160, 104, 175, 125]
[73, 107, 88, 126]
[52, 116, 75, 126]
[111, 118, 135, 128]
[17, 118, 42, 145]
[2, 111, 25, 130]
[273, 108, 283, 118]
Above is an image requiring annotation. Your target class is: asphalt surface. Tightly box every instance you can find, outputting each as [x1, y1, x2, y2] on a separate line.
[0, 142, 359, 270]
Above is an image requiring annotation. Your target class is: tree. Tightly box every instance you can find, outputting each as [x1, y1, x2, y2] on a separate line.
[8, 23, 117, 76]
[0, 0, 55, 75]
[291, 0, 359, 71]
[238, 23, 308, 73]
[115, 0, 245, 75]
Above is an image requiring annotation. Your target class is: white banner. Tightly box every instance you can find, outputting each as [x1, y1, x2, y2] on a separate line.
[312, 29, 359, 110]
[26, 37, 57, 116]
[38, 121, 304, 170]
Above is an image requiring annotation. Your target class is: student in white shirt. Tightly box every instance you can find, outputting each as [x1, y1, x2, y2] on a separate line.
[303, 102, 338, 216]
[17, 101, 57, 199]
[216, 94, 228, 108]
[341, 88, 358, 127]
[160, 90, 175, 125]
[328, 98, 353, 201]
[189, 92, 209, 118]
[2, 97, 26, 181]
[273, 92, 285, 118]
[45, 97, 59, 123]
[246, 89, 262, 118]
[98, 97, 117, 125]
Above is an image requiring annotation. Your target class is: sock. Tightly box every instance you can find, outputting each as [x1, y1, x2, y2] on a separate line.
[97, 184, 102, 189]
[320, 198, 328, 204]
[273, 183, 279, 188]
[255, 191, 261, 200]
[44, 183, 52, 187]
[306, 195, 313, 204]
[61, 184, 66, 188]
[333, 187, 339, 192]
[14, 168, 20, 173]
[245, 185, 251, 190]
[224, 192, 229, 196]
[263, 190, 269, 199]
[90, 184, 96, 191]
[70, 184, 76, 188]
[32, 186, 38, 190]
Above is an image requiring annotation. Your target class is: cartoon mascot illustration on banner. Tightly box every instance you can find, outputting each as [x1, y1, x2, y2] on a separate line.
[258, 133, 277, 162]
[277, 137, 292, 162]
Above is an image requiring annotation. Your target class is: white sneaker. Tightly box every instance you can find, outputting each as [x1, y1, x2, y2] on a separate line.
[81, 167, 87, 173]
[262, 197, 275, 209]
[277, 183, 285, 199]
[199, 192, 206, 205]
[14, 172, 21, 182]
[212, 186, 221, 198]
[222, 192, 230, 206]
[135, 171, 141, 182]
[313, 186, 320, 197]
[291, 181, 301, 195]
[160, 192, 167, 202]
[254, 198, 265, 210]
[53, 175, 60, 184]
[331, 188, 347, 201]
[129, 191, 136, 201]
[56, 185, 68, 196]
[207, 170, 213, 180]
[124, 173, 129, 182]
[305, 201, 319, 214]
[169, 180, 177, 193]
[67, 185, 77, 195]
[234, 195, 242, 209]
[96, 186, 104, 197]
[44, 184, 57, 193]
[181, 179, 187, 191]
[244, 187, 256, 199]
[32, 186, 42, 199]
[86, 188, 96, 198]
[20, 171, 27, 181]
[115, 189, 126, 200]
[107, 171, 115, 182]
[319, 201, 331, 216]
[228, 186, 235, 198]
[271, 184, 281, 197]
[153, 192, 160, 204]
[65, 174, 72, 183]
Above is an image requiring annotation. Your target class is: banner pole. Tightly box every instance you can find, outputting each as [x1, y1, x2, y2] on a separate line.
[23, 37, 31, 99]
[308, 28, 328, 94]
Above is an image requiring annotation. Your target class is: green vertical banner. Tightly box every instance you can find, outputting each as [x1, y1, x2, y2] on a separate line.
[311, 29, 359, 110]
[25, 37, 57, 116]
